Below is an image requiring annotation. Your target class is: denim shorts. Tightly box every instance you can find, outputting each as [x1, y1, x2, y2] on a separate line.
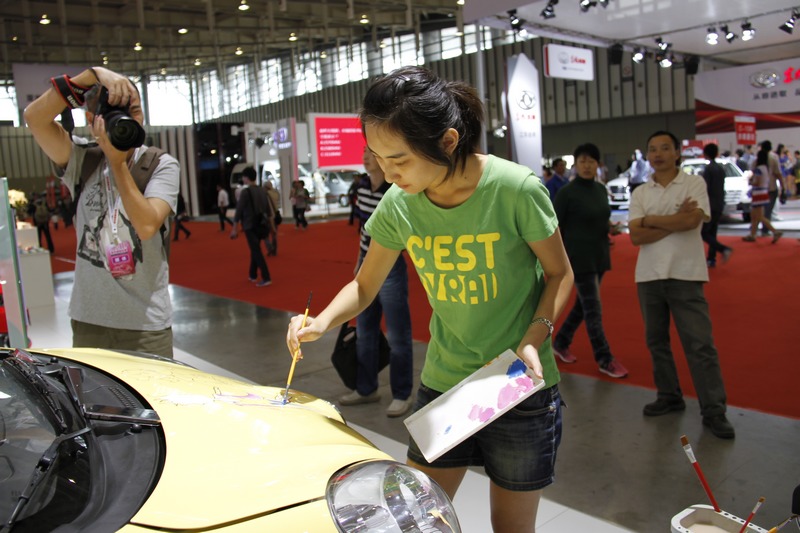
[407, 383, 563, 492]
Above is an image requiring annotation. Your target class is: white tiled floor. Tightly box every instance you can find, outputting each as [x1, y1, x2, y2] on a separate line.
[25, 292, 634, 533]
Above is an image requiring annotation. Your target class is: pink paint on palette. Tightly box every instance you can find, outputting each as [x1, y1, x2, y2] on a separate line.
[497, 376, 536, 410]
[468, 404, 496, 423]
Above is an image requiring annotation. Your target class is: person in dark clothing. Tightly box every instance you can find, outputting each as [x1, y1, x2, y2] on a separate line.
[216, 184, 234, 231]
[700, 144, 732, 267]
[230, 167, 273, 287]
[173, 193, 191, 241]
[551, 143, 628, 379]
[32, 193, 55, 253]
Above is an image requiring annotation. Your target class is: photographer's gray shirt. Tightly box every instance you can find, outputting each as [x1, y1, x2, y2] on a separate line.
[55, 140, 180, 331]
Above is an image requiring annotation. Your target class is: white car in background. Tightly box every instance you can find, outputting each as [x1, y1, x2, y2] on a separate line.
[606, 158, 751, 221]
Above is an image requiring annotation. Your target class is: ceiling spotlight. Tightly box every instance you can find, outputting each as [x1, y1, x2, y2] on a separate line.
[579, 0, 597, 12]
[160, 66, 167, 75]
[133, 42, 143, 51]
[598, 0, 610, 6]
[235, 46, 243, 56]
[657, 52, 673, 68]
[194, 58, 201, 66]
[456, 0, 465, 4]
[359, 14, 369, 24]
[741, 21, 755, 41]
[102, 56, 109, 65]
[705, 27, 718, 45]
[655, 37, 670, 51]
[632, 48, 645, 63]
[540, 1, 557, 19]
[39, 14, 51, 25]
[320, 50, 328, 58]
[238, 0, 250, 11]
[178, 27, 188, 34]
[721, 24, 736, 43]
[288, 32, 298, 41]
[508, 9, 520, 27]
[779, 10, 797, 34]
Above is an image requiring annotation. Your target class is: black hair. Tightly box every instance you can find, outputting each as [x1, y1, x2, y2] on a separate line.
[359, 66, 484, 180]
[756, 148, 768, 167]
[703, 143, 719, 159]
[573, 143, 601, 162]
[761, 140, 772, 152]
[241, 166, 257, 181]
[646, 130, 681, 167]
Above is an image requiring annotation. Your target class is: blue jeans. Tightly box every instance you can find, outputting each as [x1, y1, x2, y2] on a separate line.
[637, 280, 727, 417]
[355, 255, 413, 400]
[553, 272, 612, 365]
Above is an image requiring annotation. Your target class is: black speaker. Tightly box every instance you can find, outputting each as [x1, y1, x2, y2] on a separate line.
[685, 55, 700, 75]
[608, 43, 623, 65]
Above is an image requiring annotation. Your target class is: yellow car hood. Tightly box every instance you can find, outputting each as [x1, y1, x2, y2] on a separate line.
[48, 348, 390, 530]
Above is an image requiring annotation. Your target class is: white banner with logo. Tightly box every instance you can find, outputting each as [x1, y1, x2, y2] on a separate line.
[506, 54, 543, 176]
[543, 44, 595, 82]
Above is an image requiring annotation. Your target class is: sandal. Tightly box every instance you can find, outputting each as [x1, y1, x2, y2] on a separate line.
[742, 235, 756, 242]
[772, 231, 783, 244]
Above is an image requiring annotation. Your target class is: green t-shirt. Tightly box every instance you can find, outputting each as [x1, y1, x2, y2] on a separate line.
[365, 155, 560, 393]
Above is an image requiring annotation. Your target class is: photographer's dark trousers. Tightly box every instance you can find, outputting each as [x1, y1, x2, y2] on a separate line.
[245, 229, 271, 283]
[701, 209, 730, 265]
[173, 217, 191, 241]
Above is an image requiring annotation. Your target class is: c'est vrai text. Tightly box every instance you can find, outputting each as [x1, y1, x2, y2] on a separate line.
[406, 233, 501, 305]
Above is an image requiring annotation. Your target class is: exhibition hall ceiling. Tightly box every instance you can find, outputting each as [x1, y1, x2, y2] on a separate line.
[0, 0, 797, 78]
[470, 0, 800, 66]
[0, 0, 460, 76]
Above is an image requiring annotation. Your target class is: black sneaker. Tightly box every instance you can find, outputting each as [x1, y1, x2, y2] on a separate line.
[702, 415, 735, 439]
[643, 398, 686, 416]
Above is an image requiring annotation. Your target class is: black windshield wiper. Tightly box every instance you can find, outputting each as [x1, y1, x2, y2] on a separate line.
[60, 366, 161, 426]
[2, 350, 68, 434]
[1, 427, 91, 532]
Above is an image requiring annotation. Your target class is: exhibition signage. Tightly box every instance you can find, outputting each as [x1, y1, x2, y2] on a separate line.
[308, 114, 366, 170]
[734, 116, 757, 145]
[695, 57, 800, 134]
[543, 44, 595, 82]
[506, 53, 543, 176]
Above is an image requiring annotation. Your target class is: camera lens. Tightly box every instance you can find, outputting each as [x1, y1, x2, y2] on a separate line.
[105, 111, 145, 151]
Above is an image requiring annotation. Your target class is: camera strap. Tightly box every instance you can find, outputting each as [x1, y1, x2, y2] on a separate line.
[51, 75, 92, 109]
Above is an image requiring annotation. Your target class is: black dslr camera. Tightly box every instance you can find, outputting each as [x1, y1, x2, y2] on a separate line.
[90, 86, 145, 151]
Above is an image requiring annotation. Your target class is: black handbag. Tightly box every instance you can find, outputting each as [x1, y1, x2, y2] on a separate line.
[330, 322, 391, 390]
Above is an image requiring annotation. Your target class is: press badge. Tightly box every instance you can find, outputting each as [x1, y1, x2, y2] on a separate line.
[105, 240, 135, 278]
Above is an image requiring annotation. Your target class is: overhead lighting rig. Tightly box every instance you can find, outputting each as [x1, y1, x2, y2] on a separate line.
[632, 48, 645, 63]
[705, 27, 719, 45]
[779, 9, 798, 34]
[579, 0, 598, 12]
[741, 21, 755, 41]
[540, 0, 557, 19]
[721, 24, 737, 42]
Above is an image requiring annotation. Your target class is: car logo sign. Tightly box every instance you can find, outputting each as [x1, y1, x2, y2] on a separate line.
[517, 91, 536, 110]
[749, 70, 779, 89]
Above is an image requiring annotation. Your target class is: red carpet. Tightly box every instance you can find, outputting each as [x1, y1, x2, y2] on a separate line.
[44, 218, 798, 419]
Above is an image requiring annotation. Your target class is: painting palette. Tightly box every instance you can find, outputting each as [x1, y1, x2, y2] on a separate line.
[404, 349, 546, 463]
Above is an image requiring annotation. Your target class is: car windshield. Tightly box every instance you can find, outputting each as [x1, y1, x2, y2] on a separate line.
[681, 161, 743, 178]
[0, 356, 92, 529]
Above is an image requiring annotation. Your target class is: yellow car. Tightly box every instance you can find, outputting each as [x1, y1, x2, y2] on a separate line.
[0, 347, 460, 532]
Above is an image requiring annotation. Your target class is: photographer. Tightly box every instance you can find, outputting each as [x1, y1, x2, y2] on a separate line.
[24, 66, 180, 357]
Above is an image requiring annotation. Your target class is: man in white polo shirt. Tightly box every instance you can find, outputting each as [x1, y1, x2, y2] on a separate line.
[628, 130, 734, 440]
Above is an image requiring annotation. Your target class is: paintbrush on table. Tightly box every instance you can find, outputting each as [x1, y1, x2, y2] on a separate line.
[283, 291, 312, 404]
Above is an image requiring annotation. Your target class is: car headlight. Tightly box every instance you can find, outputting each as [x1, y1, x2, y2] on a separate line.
[327, 460, 460, 533]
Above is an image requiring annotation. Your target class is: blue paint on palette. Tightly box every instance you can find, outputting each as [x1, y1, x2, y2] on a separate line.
[507, 358, 527, 378]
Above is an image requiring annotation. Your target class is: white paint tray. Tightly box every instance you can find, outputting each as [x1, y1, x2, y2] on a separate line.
[671, 504, 767, 532]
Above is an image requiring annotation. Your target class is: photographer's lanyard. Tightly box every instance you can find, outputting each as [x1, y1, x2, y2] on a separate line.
[102, 147, 141, 241]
